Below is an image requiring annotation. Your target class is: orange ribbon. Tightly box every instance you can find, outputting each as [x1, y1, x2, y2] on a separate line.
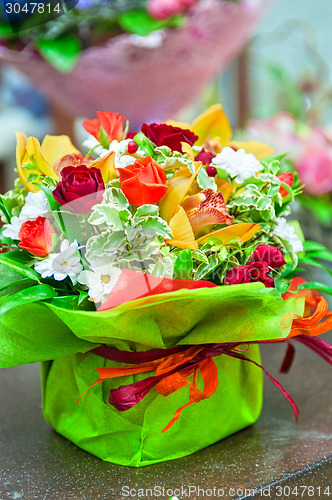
[287, 296, 332, 338]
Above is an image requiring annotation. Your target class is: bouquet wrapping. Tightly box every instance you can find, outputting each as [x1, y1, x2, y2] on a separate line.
[0, 104, 331, 466]
[0, 0, 273, 124]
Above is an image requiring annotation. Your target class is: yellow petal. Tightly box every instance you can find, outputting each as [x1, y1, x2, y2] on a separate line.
[230, 140, 274, 160]
[16, 132, 37, 192]
[215, 178, 233, 204]
[26, 137, 59, 178]
[159, 164, 201, 222]
[181, 141, 195, 161]
[166, 119, 192, 130]
[192, 104, 233, 146]
[41, 135, 80, 167]
[196, 223, 261, 245]
[93, 152, 117, 183]
[166, 206, 198, 251]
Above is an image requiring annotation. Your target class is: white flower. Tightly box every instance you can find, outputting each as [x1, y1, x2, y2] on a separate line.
[273, 217, 303, 254]
[212, 147, 263, 183]
[83, 135, 107, 157]
[20, 191, 50, 221]
[2, 191, 50, 240]
[78, 263, 121, 303]
[34, 239, 83, 284]
[129, 31, 165, 49]
[2, 216, 22, 239]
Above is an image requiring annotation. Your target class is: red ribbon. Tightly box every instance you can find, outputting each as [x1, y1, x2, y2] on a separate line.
[79, 334, 332, 432]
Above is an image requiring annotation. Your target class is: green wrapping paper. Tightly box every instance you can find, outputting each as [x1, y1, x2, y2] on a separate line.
[0, 274, 305, 466]
[41, 346, 263, 467]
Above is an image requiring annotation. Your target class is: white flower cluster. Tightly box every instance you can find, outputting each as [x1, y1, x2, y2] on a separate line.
[2, 191, 50, 240]
[273, 217, 303, 254]
[83, 137, 144, 169]
[35, 240, 83, 284]
[212, 146, 263, 183]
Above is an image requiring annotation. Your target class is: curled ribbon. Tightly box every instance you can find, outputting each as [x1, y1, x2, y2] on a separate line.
[79, 295, 332, 432]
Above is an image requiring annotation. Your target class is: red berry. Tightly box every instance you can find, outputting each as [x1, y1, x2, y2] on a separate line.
[128, 140, 139, 154]
[206, 166, 217, 177]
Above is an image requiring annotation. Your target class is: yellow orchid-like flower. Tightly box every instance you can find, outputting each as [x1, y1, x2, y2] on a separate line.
[159, 162, 261, 251]
[16, 133, 118, 192]
[16, 133, 80, 192]
[168, 103, 273, 160]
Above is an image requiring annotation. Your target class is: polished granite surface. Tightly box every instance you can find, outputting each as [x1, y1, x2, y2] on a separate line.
[0, 333, 331, 499]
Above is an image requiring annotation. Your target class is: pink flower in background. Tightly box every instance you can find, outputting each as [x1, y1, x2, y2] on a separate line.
[246, 112, 332, 196]
[297, 146, 332, 196]
[147, 0, 196, 20]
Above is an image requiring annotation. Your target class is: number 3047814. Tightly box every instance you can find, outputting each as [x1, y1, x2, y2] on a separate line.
[5, 3, 62, 14]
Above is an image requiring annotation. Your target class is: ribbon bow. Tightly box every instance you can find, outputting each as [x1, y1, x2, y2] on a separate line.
[79, 296, 332, 432]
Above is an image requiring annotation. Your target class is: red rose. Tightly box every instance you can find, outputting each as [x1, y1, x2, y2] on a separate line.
[194, 149, 215, 166]
[83, 111, 126, 146]
[277, 172, 294, 198]
[224, 261, 274, 287]
[252, 244, 286, 269]
[53, 165, 105, 213]
[118, 156, 168, 206]
[18, 217, 55, 257]
[141, 123, 198, 152]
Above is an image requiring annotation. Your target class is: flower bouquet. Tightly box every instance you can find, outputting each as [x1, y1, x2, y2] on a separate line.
[0, 0, 272, 124]
[0, 105, 332, 467]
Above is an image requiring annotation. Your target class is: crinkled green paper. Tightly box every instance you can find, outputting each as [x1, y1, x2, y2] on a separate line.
[0, 269, 305, 466]
[0, 280, 304, 367]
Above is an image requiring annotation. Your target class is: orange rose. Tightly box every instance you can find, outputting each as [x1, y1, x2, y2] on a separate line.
[83, 111, 126, 147]
[118, 156, 168, 206]
[18, 217, 55, 257]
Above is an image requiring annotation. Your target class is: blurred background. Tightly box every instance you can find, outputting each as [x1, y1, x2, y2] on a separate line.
[0, 0, 332, 252]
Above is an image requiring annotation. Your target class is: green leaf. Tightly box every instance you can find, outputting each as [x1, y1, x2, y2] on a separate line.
[307, 251, 332, 263]
[303, 241, 328, 252]
[78, 290, 89, 305]
[135, 205, 159, 218]
[133, 132, 156, 157]
[0, 284, 57, 315]
[0, 195, 12, 223]
[173, 249, 193, 280]
[274, 279, 291, 296]
[98, 126, 110, 149]
[0, 278, 34, 294]
[138, 217, 173, 239]
[298, 281, 332, 296]
[0, 253, 40, 281]
[197, 168, 217, 191]
[37, 35, 81, 73]
[118, 10, 184, 36]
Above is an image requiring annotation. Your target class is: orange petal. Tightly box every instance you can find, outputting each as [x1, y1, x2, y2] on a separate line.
[159, 164, 201, 222]
[183, 189, 232, 234]
[166, 206, 198, 251]
[196, 223, 261, 245]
